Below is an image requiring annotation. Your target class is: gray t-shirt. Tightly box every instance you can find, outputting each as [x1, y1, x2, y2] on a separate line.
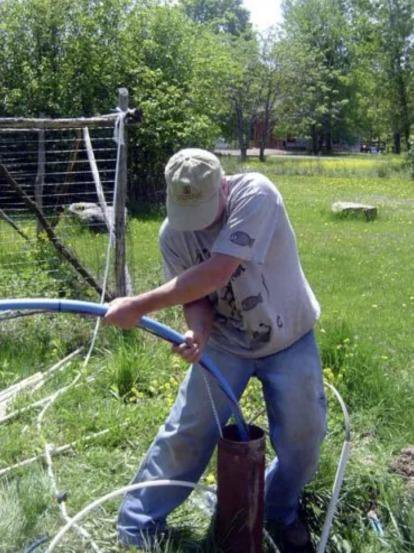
[159, 172, 320, 358]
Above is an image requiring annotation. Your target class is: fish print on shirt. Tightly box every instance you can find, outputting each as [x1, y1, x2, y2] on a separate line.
[229, 231, 255, 248]
[221, 283, 243, 321]
[195, 248, 211, 264]
[250, 323, 272, 346]
[241, 293, 263, 312]
[215, 313, 245, 330]
[261, 274, 270, 298]
[231, 264, 246, 281]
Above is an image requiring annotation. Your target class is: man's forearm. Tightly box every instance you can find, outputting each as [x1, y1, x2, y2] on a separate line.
[184, 298, 214, 336]
[104, 253, 239, 330]
[128, 254, 238, 315]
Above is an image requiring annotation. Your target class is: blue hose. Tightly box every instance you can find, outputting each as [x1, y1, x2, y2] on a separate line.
[0, 298, 249, 440]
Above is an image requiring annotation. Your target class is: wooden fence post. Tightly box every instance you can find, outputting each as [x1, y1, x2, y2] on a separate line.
[115, 88, 129, 297]
[35, 115, 45, 233]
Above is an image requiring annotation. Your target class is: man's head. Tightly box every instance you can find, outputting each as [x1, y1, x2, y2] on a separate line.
[165, 148, 224, 231]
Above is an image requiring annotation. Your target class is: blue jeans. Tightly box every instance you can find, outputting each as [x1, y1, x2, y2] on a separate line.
[118, 330, 327, 547]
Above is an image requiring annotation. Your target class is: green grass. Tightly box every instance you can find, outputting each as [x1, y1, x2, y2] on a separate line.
[0, 154, 413, 552]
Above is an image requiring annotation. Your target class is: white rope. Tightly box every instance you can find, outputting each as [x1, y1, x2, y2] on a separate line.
[113, 108, 126, 148]
[31, 348, 84, 393]
[0, 429, 110, 477]
[33, 324, 102, 551]
[263, 528, 281, 552]
[31, 113, 126, 552]
[201, 371, 223, 439]
[83, 127, 112, 232]
[0, 375, 95, 425]
[44, 443, 102, 553]
[46, 479, 284, 553]
[46, 480, 213, 552]
[0, 350, 82, 423]
[316, 381, 352, 553]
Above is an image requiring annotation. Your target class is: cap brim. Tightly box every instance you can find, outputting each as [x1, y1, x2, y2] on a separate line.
[167, 192, 220, 231]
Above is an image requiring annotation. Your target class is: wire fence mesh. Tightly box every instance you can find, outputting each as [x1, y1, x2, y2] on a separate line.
[0, 126, 118, 299]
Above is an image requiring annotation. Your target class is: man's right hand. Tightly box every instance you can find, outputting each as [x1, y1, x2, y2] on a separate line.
[104, 296, 144, 329]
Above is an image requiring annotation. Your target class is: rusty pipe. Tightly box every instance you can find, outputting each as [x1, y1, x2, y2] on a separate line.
[215, 424, 266, 553]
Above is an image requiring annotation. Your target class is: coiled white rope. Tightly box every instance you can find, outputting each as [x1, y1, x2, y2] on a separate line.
[46, 480, 208, 551]
[246, 380, 351, 553]
[34, 111, 127, 552]
[316, 381, 351, 553]
[201, 371, 224, 439]
[44, 380, 350, 552]
[45, 479, 281, 552]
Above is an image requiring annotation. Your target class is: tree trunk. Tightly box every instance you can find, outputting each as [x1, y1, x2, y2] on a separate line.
[398, 77, 410, 151]
[311, 125, 318, 155]
[325, 128, 333, 154]
[240, 145, 247, 162]
[259, 113, 270, 162]
[393, 132, 401, 154]
[259, 93, 273, 162]
[322, 112, 333, 154]
[235, 102, 247, 162]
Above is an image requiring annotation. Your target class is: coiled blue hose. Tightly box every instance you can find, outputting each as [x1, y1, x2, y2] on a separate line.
[0, 298, 249, 440]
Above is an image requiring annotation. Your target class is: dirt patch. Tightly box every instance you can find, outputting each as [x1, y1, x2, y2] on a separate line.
[390, 447, 414, 492]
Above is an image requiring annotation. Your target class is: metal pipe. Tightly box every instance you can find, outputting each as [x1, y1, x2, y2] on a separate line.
[215, 424, 266, 553]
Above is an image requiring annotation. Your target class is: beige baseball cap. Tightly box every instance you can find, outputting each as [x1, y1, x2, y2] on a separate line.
[165, 148, 223, 231]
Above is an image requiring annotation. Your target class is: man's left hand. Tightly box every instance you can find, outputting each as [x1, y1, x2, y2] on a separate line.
[172, 329, 207, 363]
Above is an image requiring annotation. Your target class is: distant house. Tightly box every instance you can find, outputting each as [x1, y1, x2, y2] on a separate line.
[251, 115, 314, 150]
[251, 120, 310, 151]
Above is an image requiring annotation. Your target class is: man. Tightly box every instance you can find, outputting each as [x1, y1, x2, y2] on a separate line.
[105, 148, 327, 552]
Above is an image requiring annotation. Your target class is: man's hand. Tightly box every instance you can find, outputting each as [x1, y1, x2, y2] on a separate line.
[172, 329, 208, 364]
[103, 296, 143, 329]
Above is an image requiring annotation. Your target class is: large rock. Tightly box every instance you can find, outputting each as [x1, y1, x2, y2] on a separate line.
[332, 201, 377, 221]
[67, 202, 119, 232]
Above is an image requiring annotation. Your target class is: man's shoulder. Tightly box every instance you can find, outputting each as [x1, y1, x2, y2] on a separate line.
[159, 218, 190, 250]
[159, 218, 177, 245]
[228, 171, 278, 194]
[227, 172, 281, 201]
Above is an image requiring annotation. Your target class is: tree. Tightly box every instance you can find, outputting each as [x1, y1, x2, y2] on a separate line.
[122, 4, 236, 204]
[222, 36, 262, 161]
[0, 0, 236, 204]
[178, 0, 252, 35]
[345, 0, 412, 152]
[255, 29, 284, 161]
[0, 0, 132, 117]
[280, 0, 353, 153]
[370, 0, 412, 152]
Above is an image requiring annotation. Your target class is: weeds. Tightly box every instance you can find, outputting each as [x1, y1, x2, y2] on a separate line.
[0, 154, 413, 551]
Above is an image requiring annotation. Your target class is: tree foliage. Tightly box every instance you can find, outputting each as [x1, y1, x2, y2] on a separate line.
[178, 0, 252, 35]
[0, 0, 238, 205]
[124, 5, 235, 204]
[348, 0, 413, 152]
[0, 0, 412, 203]
[0, 0, 132, 116]
[279, 0, 355, 153]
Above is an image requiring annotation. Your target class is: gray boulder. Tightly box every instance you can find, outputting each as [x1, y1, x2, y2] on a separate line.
[331, 201, 377, 221]
[67, 202, 119, 232]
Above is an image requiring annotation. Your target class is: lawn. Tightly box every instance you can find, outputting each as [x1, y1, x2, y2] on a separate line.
[0, 154, 413, 552]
